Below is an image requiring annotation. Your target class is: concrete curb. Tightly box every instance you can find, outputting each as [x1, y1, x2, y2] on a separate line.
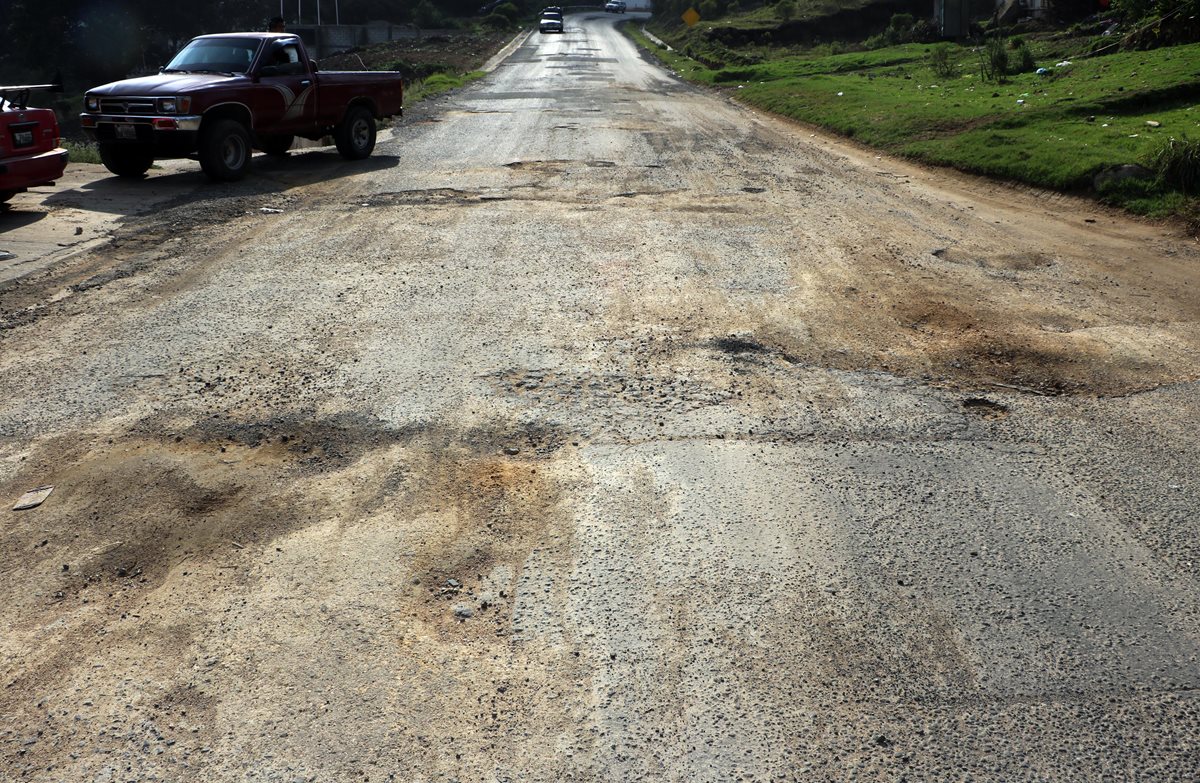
[482, 28, 535, 72]
[641, 26, 672, 51]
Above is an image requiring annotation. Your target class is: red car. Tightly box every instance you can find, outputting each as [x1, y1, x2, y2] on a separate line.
[80, 33, 403, 182]
[0, 82, 69, 205]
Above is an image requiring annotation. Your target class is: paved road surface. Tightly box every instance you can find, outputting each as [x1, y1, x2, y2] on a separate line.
[2, 13, 1199, 781]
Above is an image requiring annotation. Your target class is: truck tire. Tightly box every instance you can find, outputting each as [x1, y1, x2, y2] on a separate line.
[258, 134, 294, 156]
[199, 119, 252, 181]
[98, 144, 154, 178]
[335, 105, 376, 161]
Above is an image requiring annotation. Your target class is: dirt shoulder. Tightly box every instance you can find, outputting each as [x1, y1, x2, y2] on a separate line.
[633, 20, 1200, 224]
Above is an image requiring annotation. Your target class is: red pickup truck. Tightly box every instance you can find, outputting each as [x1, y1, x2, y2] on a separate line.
[80, 33, 402, 181]
[1, 83, 69, 204]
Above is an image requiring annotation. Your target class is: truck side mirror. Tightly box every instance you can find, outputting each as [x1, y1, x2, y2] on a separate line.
[310, 60, 319, 72]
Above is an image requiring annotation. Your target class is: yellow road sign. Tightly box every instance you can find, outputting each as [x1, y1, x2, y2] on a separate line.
[681, 7, 701, 26]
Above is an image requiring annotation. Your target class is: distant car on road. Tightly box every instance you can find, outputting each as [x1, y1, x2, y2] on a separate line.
[540, 12, 564, 33]
[605, 1, 627, 12]
[0, 81, 68, 205]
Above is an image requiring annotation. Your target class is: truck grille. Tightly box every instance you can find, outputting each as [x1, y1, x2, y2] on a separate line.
[99, 97, 157, 115]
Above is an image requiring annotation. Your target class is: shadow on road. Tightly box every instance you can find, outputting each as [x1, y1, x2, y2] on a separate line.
[43, 151, 402, 216]
[0, 209, 47, 230]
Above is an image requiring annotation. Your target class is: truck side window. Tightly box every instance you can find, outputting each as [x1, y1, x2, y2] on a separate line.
[265, 43, 305, 76]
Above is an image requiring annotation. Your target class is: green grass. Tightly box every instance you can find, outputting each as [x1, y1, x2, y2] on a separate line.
[633, 23, 1200, 218]
[63, 139, 101, 164]
[691, 0, 877, 28]
[403, 70, 487, 103]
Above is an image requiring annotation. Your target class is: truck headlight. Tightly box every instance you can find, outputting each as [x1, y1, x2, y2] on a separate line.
[85, 96, 100, 112]
[159, 98, 177, 113]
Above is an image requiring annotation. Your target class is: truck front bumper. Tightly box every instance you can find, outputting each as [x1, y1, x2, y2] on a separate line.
[80, 114, 202, 156]
[0, 147, 69, 193]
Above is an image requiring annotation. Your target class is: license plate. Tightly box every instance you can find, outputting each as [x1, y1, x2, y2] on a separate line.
[115, 124, 137, 140]
[13, 130, 33, 147]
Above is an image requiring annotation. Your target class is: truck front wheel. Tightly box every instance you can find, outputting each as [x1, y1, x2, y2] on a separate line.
[98, 144, 154, 178]
[199, 119, 252, 181]
[335, 105, 376, 161]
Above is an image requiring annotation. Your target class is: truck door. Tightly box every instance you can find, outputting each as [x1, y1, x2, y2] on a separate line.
[256, 40, 316, 132]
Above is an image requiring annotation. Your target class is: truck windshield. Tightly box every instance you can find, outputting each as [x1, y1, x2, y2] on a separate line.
[164, 38, 261, 75]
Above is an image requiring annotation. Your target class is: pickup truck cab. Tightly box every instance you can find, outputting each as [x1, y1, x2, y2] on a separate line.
[0, 83, 69, 204]
[80, 33, 402, 181]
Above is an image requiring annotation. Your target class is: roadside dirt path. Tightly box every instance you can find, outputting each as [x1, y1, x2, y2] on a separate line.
[1, 13, 1198, 782]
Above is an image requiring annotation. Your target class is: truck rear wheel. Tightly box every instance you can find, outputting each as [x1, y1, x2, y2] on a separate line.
[199, 119, 252, 181]
[98, 144, 154, 178]
[335, 105, 376, 161]
[258, 134, 294, 156]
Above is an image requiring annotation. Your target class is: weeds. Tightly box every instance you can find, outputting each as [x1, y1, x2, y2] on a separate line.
[929, 43, 956, 78]
[865, 13, 937, 49]
[979, 35, 1009, 82]
[406, 71, 485, 103]
[1181, 199, 1200, 237]
[1013, 42, 1037, 73]
[63, 139, 101, 165]
[1147, 135, 1200, 193]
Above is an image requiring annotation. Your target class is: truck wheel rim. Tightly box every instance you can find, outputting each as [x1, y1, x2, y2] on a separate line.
[223, 136, 246, 168]
[352, 119, 370, 149]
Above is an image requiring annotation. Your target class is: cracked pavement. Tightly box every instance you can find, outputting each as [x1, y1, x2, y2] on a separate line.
[1, 12, 1199, 782]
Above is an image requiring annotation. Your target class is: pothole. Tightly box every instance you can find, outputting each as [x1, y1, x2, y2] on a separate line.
[352, 188, 491, 208]
[961, 397, 1009, 419]
[711, 335, 772, 356]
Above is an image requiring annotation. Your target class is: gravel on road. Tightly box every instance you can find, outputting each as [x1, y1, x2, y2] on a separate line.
[1, 12, 1198, 782]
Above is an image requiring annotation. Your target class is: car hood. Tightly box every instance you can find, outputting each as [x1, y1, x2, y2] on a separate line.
[89, 73, 244, 96]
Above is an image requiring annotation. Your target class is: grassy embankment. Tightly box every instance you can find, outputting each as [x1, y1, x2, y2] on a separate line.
[630, 17, 1200, 219]
[320, 26, 515, 104]
[405, 70, 488, 103]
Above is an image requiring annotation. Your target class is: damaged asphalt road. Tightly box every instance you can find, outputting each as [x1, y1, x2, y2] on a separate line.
[2, 12, 1200, 782]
